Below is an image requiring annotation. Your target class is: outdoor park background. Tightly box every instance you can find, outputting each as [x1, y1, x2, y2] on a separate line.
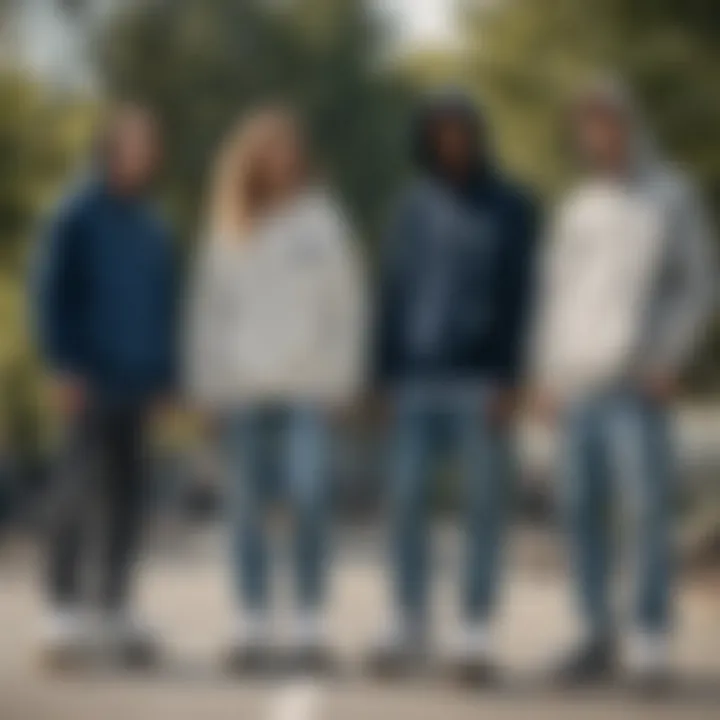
[1, 0, 719, 543]
[0, 3, 718, 720]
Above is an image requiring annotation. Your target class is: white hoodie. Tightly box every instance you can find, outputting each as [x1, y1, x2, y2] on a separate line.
[533, 86, 717, 398]
[185, 189, 367, 408]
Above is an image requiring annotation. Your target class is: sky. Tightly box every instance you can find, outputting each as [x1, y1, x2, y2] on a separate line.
[9, 0, 460, 92]
[380, 0, 458, 49]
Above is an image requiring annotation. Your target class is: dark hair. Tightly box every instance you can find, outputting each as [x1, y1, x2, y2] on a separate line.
[412, 89, 486, 177]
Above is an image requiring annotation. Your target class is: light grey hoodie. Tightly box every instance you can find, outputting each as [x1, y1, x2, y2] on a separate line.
[533, 81, 717, 398]
[185, 189, 367, 408]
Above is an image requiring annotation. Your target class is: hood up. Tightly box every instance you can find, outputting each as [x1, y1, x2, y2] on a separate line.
[412, 88, 495, 186]
[569, 76, 660, 178]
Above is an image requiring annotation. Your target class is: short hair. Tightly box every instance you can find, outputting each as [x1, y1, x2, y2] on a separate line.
[93, 102, 159, 168]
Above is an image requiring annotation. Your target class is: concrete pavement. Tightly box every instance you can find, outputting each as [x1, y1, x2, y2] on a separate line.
[1, 527, 718, 720]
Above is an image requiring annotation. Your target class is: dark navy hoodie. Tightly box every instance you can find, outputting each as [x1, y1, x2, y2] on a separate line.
[376, 92, 539, 387]
[33, 179, 176, 403]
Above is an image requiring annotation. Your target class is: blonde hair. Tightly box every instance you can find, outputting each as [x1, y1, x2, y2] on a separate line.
[206, 107, 305, 241]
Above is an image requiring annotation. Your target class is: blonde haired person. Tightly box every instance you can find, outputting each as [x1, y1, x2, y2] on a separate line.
[186, 108, 366, 672]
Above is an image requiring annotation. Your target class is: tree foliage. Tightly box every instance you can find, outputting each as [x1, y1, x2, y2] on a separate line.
[98, 0, 415, 251]
[451, 0, 720, 387]
[0, 69, 96, 454]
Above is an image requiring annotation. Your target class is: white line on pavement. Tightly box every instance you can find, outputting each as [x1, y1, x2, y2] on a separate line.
[269, 679, 323, 720]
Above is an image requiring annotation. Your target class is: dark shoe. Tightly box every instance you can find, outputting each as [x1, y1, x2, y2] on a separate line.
[225, 643, 275, 676]
[451, 657, 500, 688]
[628, 668, 675, 698]
[103, 616, 159, 669]
[553, 636, 617, 687]
[365, 634, 429, 679]
[445, 626, 500, 688]
[286, 645, 340, 677]
[117, 635, 159, 669]
[626, 633, 674, 697]
[40, 611, 92, 673]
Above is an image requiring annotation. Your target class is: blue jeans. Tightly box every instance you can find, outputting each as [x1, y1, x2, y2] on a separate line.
[222, 405, 331, 613]
[387, 386, 512, 625]
[562, 391, 675, 638]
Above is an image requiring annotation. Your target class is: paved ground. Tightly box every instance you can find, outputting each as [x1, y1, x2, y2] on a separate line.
[1, 527, 718, 720]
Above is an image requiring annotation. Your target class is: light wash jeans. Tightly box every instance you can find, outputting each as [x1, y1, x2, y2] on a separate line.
[387, 385, 512, 626]
[562, 390, 675, 638]
[222, 405, 330, 614]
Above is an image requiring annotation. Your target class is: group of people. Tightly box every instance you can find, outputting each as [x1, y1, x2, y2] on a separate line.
[32, 79, 716, 689]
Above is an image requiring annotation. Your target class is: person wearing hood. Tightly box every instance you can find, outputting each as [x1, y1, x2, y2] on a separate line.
[369, 90, 539, 679]
[32, 104, 177, 666]
[532, 80, 717, 686]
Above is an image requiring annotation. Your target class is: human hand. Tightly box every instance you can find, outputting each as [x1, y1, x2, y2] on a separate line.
[639, 370, 680, 405]
[50, 375, 87, 417]
[487, 387, 519, 428]
[530, 388, 561, 426]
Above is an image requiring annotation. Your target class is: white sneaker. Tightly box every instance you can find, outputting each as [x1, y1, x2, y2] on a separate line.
[40, 608, 90, 667]
[445, 622, 498, 684]
[226, 612, 273, 672]
[290, 611, 325, 652]
[101, 612, 158, 665]
[232, 611, 271, 649]
[627, 632, 671, 683]
[288, 611, 336, 672]
[447, 622, 493, 664]
[366, 615, 430, 675]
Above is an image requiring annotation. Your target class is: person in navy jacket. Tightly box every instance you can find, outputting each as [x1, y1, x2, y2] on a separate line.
[32, 104, 176, 667]
[369, 90, 539, 681]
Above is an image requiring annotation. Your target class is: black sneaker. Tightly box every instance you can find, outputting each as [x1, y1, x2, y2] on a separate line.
[286, 645, 340, 677]
[365, 632, 430, 679]
[224, 643, 275, 676]
[450, 656, 500, 688]
[553, 636, 617, 687]
[104, 617, 159, 669]
[629, 668, 675, 698]
[117, 635, 159, 669]
[626, 634, 674, 697]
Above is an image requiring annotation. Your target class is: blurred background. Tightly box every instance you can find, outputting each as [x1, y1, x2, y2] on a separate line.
[0, 2, 718, 718]
[1, 0, 718, 556]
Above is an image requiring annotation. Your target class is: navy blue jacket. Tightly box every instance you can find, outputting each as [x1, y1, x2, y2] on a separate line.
[376, 91, 539, 387]
[376, 92, 539, 387]
[33, 180, 177, 402]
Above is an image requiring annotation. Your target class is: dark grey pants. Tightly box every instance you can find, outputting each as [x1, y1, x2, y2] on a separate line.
[47, 403, 147, 611]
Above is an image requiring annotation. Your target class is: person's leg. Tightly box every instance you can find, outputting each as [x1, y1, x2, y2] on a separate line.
[286, 406, 331, 614]
[458, 392, 512, 625]
[368, 394, 438, 674]
[389, 398, 437, 635]
[449, 390, 512, 675]
[94, 404, 158, 663]
[555, 398, 617, 683]
[99, 406, 147, 613]
[43, 409, 98, 657]
[46, 411, 96, 609]
[605, 395, 674, 680]
[284, 405, 333, 662]
[565, 400, 613, 641]
[223, 409, 273, 623]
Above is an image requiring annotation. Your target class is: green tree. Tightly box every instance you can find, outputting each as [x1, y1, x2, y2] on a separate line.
[0, 69, 96, 470]
[452, 0, 720, 388]
[452, 0, 720, 197]
[98, 0, 414, 251]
